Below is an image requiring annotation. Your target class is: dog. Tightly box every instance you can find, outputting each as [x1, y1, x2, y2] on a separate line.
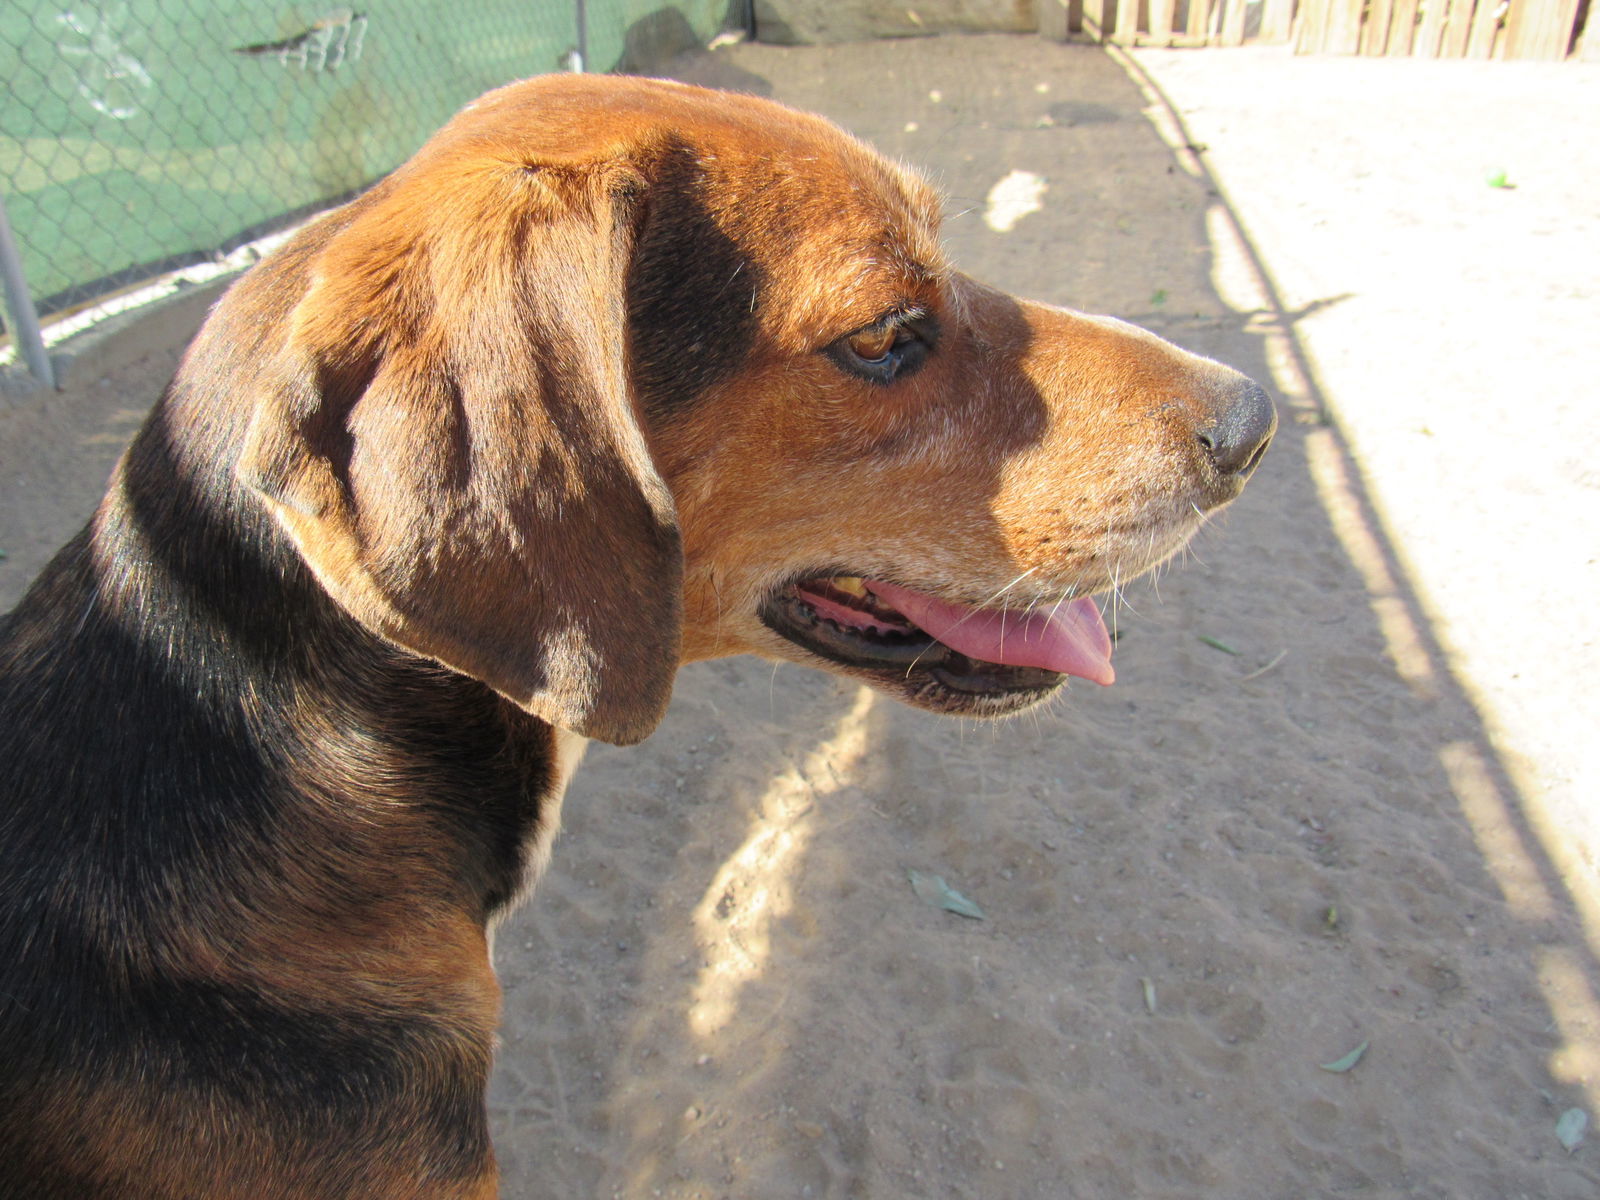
[0, 74, 1273, 1197]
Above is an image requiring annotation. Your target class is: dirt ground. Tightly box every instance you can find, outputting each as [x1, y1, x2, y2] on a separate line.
[3, 34, 1597, 1200]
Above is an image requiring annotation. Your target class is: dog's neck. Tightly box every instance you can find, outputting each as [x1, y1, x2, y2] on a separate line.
[4, 396, 559, 957]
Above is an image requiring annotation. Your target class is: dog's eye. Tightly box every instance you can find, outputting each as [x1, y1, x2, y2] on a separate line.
[827, 314, 934, 385]
[846, 327, 898, 364]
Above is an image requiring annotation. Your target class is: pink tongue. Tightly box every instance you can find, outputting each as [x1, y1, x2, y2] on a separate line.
[864, 580, 1115, 685]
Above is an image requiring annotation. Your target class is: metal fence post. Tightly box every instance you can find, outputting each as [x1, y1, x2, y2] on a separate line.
[0, 194, 54, 390]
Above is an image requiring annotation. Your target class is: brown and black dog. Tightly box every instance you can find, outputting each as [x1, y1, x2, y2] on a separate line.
[0, 75, 1272, 1197]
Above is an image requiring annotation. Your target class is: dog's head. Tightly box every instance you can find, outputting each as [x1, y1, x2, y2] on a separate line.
[222, 75, 1273, 744]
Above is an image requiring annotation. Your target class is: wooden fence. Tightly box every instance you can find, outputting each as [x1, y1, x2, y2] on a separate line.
[1046, 0, 1593, 58]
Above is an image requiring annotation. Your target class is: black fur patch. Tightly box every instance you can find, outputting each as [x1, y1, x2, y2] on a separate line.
[627, 143, 761, 415]
[0, 403, 552, 1191]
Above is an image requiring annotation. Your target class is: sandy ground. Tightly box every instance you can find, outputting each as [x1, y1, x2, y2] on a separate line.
[3, 33, 1597, 1200]
[1132, 38, 1600, 926]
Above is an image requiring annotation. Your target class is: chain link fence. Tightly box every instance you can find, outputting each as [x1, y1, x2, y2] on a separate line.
[1, 1, 736, 385]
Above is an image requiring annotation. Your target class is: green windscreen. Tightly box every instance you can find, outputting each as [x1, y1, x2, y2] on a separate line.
[1, 2, 728, 317]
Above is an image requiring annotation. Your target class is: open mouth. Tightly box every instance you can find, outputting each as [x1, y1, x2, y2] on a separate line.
[759, 574, 1115, 709]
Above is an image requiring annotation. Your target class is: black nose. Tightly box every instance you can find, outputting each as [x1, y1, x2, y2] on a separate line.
[1198, 380, 1276, 478]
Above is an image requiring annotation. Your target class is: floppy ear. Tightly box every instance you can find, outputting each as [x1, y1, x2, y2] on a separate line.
[237, 160, 681, 745]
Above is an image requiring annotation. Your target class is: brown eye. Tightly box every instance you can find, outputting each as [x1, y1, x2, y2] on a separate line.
[846, 327, 897, 362]
[825, 312, 935, 384]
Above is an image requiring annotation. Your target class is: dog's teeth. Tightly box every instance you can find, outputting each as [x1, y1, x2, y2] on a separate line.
[832, 576, 867, 596]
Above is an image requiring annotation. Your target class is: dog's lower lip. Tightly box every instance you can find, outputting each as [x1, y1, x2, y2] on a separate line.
[929, 652, 1066, 693]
